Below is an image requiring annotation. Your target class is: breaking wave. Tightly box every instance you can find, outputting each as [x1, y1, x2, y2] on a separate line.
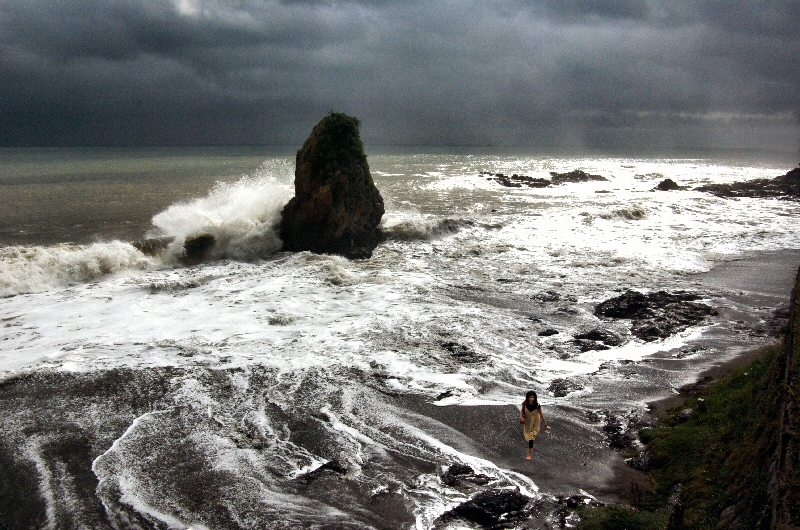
[149, 175, 292, 263]
[383, 218, 480, 241]
[0, 241, 151, 296]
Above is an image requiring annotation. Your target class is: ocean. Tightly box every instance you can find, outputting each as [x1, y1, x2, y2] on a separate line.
[1, 146, 799, 529]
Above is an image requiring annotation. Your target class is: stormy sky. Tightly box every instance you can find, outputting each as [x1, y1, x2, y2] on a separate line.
[1, 0, 798, 149]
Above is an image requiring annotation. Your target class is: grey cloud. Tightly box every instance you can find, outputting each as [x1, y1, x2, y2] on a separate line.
[0, 0, 797, 148]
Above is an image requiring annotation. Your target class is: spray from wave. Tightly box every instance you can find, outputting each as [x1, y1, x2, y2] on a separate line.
[149, 174, 292, 263]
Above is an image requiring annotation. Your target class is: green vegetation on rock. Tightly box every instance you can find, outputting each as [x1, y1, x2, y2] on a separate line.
[308, 111, 366, 177]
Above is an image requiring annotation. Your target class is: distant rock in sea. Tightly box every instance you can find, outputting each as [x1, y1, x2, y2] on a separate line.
[695, 167, 800, 200]
[480, 168, 608, 189]
[654, 178, 682, 191]
[280, 112, 385, 259]
[549, 169, 608, 185]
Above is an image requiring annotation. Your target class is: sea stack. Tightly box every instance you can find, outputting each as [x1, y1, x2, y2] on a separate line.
[279, 112, 385, 259]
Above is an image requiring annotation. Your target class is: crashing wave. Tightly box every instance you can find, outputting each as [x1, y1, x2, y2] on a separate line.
[0, 241, 152, 296]
[149, 175, 292, 263]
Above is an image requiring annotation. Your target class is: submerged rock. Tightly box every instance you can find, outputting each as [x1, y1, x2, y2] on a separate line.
[481, 169, 608, 189]
[595, 290, 717, 342]
[280, 112, 385, 259]
[695, 167, 800, 200]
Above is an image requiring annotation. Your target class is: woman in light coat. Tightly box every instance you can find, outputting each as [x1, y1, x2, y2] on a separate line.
[520, 390, 551, 460]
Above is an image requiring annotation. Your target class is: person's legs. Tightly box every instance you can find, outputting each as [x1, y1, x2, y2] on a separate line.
[526, 439, 534, 459]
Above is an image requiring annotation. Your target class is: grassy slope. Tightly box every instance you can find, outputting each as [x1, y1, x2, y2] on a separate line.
[577, 342, 789, 530]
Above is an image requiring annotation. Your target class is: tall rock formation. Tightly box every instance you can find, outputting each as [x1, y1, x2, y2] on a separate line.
[279, 112, 385, 259]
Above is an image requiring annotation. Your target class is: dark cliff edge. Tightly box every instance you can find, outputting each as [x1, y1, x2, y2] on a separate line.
[577, 267, 800, 530]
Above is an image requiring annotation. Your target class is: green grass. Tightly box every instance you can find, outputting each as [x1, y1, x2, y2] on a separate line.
[576, 344, 785, 530]
[576, 504, 670, 530]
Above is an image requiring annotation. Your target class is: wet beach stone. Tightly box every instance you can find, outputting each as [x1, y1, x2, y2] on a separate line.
[548, 378, 585, 397]
[595, 290, 717, 341]
[441, 463, 492, 487]
[574, 328, 624, 351]
[437, 488, 531, 527]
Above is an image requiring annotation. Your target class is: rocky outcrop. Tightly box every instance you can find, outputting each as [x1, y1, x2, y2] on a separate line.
[481, 169, 608, 189]
[770, 264, 800, 528]
[279, 112, 385, 259]
[574, 328, 624, 351]
[132, 237, 174, 256]
[595, 290, 717, 342]
[696, 167, 800, 200]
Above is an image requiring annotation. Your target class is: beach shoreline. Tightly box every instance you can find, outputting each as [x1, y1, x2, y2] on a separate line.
[405, 249, 800, 509]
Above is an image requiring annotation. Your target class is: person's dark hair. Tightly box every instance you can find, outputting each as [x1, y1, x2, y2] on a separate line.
[524, 390, 540, 411]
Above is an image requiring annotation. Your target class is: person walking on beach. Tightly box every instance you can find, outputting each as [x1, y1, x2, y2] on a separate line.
[520, 390, 551, 460]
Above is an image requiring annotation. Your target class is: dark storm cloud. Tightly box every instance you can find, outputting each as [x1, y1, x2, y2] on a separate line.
[0, 0, 797, 148]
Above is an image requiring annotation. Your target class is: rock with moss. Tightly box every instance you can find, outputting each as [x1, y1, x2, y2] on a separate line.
[280, 112, 385, 259]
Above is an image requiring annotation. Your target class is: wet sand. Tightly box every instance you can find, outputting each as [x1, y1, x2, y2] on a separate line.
[408, 249, 800, 506]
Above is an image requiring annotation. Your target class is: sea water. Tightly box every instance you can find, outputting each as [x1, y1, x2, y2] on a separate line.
[1, 147, 798, 528]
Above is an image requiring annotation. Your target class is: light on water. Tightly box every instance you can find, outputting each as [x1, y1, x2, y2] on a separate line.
[1, 147, 799, 528]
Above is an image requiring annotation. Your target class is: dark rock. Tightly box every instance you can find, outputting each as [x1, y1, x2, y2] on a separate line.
[132, 237, 174, 256]
[299, 459, 348, 481]
[595, 290, 717, 341]
[441, 341, 485, 364]
[575, 328, 624, 347]
[533, 290, 561, 302]
[279, 112, 385, 259]
[183, 234, 216, 265]
[549, 169, 609, 185]
[575, 339, 610, 352]
[443, 489, 530, 526]
[538, 328, 559, 337]
[441, 463, 492, 487]
[655, 178, 682, 191]
[483, 172, 551, 188]
[695, 167, 800, 200]
[626, 451, 655, 471]
[548, 378, 584, 397]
